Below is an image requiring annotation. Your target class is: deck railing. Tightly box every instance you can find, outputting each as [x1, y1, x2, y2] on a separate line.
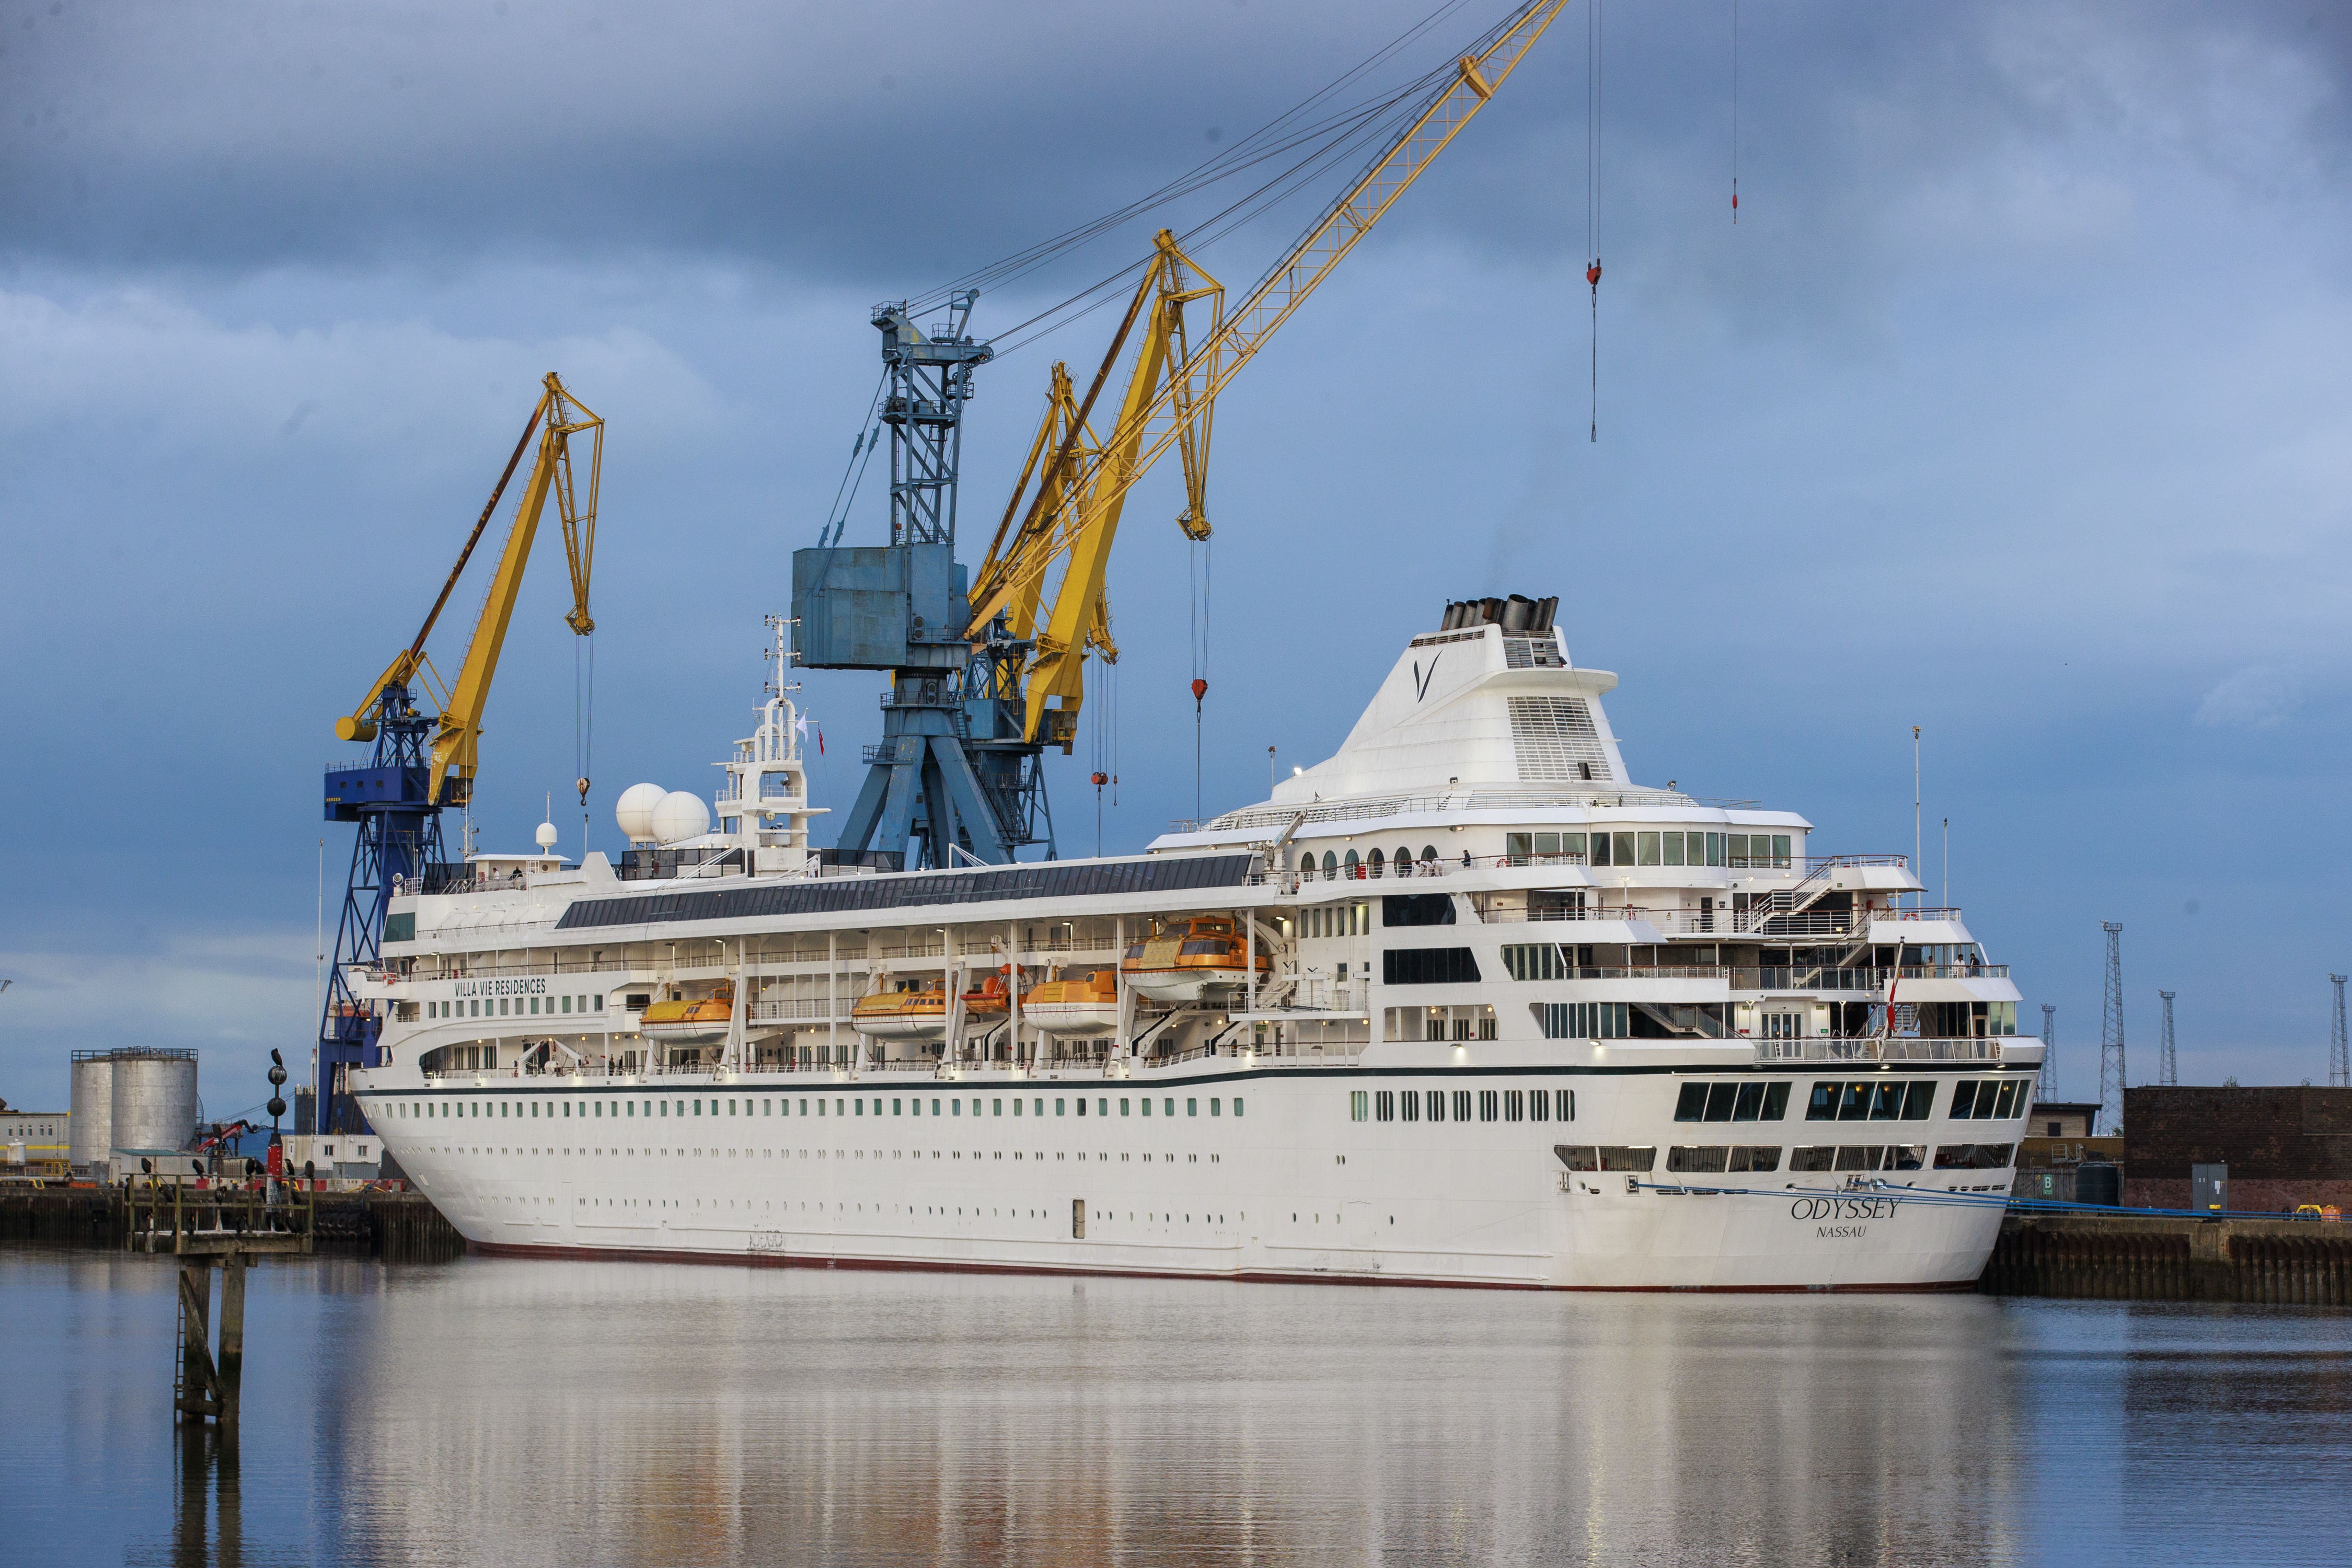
[1753, 1036, 2015, 1065]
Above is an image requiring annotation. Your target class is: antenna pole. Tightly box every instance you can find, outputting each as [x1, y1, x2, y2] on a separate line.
[2331, 974, 2348, 1088]
[2100, 923, 2127, 1134]
[2039, 1004, 2057, 1101]
[2158, 989, 2177, 1087]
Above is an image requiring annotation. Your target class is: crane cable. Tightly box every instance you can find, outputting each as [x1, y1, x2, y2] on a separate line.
[1586, 0, 1602, 444]
[1732, 0, 1740, 223]
[905, 0, 1484, 323]
[1189, 540, 1212, 827]
[1088, 649, 1121, 855]
[574, 635, 594, 842]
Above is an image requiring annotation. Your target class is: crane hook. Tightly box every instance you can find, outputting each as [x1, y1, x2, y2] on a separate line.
[1587, 258, 1602, 292]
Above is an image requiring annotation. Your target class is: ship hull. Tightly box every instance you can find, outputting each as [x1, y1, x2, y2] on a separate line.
[359, 1057, 2015, 1292]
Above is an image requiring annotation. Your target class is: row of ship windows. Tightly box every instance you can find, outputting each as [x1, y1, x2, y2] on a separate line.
[1674, 1079, 2027, 1123]
[1504, 831, 1792, 869]
[383, 1094, 1242, 1121]
[1351, 1089, 1575, 1123]
[425, 995, 602, 1020]
[1344, 1079, 2020, 1128]
[1800, 1078, 2027, 1122]
[1558, 1143, 2018, 1173]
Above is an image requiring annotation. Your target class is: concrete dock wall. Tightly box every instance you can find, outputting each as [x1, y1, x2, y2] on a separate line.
[1982, 1212, 2352, 1305]
[0, 1187, 465, 1263]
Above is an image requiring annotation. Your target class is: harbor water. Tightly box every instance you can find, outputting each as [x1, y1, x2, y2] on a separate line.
[5, 1245, 2348, 1566]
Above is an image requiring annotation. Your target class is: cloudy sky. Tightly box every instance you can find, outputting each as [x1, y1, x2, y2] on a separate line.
[3, 0, 2348, 1116]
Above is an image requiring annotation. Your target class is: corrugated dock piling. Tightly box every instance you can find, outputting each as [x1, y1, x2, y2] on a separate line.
[1982, 1211, 2352, 1305]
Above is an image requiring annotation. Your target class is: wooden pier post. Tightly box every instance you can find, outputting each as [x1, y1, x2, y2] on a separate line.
[139, 1178, 309, 1427]
[175, 1262, 217, 1420]
[217, 1253, 247, 1428]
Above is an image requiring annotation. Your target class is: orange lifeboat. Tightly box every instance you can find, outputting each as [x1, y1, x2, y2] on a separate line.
[1119, 916, 1271, 1003]
[1020, 968, 1120, 1037]
[639, 982, 732, 1043]
[851, 973, 1010, 1042]
[851, 979, 949, 1042]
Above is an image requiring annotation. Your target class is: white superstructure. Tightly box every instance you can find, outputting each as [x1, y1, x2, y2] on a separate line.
[349, 597, 2036, 1290]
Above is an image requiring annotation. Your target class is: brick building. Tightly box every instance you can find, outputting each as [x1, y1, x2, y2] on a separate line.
[2123, 1086, 2352, 1213]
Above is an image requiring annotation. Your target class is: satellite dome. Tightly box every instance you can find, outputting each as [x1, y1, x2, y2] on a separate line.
[535, 821, 559, 852]
[615, 782, 666, 844]
[650, 790, 711, 845]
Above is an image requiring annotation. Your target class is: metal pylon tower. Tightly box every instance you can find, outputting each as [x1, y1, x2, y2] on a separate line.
[2158, 989, 2177, 1086]
[2100, 922, 2127, 1132]
[2331, 974, 2348, 1089]
[317, 682, 445, 1135]
[2039, 1004, 2057, 1100]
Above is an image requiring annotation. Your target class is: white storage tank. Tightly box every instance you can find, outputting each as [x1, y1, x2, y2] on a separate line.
[68, 1052, 116, 1173]
[108, 1048, 200, 1157]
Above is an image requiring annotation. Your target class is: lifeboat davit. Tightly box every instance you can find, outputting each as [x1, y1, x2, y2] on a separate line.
[639, 983, 732, 1044]
[1120, 916, 1271, 1003]
[851, 974, 1010, 1042]
[1020, 969, 1120, 1037]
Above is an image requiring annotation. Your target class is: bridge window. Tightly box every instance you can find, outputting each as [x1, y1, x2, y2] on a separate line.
[1383, 948, 1479, 985]
[1540, 1001, 1627, 1039]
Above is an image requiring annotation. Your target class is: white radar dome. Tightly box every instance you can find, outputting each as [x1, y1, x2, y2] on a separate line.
[650, 790, 711, 846]
[615, 782, 666, 844]
[535, 821, 559, 852]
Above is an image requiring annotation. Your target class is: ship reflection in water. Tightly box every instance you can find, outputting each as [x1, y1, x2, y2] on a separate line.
[6, 1250, 2350, 1566]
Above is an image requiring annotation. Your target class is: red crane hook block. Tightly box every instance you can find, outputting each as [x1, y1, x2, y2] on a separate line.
[1191, 678, 1208, 706]
[1586, 258, 1602, 289]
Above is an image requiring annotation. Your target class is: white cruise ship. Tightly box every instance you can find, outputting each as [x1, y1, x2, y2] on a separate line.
[350, 596, 2037, 1290]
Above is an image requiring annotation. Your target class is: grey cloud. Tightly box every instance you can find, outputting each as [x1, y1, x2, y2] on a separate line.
[7, 1, 2347, 317]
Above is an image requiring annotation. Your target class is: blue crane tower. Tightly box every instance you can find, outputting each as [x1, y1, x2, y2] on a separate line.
[316, 686, 447, 1134]
[312, 375, 602, 1136]
[791, 294, 1054, 870]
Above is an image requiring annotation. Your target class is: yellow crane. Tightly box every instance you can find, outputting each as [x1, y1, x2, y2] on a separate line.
[335, 372, 603, 808]
[964, 0, 1572, 747]
[973, 230, 1223, 748]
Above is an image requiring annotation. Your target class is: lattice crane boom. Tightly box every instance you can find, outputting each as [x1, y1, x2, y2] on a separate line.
[332, 372, 601, 807]
[975, 230, 1224, 747]
[964, 0, 1574, 682]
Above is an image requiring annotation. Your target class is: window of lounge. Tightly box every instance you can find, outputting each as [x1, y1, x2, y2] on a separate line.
[1726, 833, 1793, 869]
[1791, 1144, 1926, 1172]
[1504, 832, 1588, 866]
[1933, 1143, 2016, 1170]
[1553, 1145, 1656, 1172]
[1502, 943, 1571, 981]
[1383, 947, 1480, 985]
[1951, 1079, 2027, 1120]
[1671, 1081, 1792, 1122]
[1805, 1080, 1934, 1122]
[1539, 1001, 1628, 1039]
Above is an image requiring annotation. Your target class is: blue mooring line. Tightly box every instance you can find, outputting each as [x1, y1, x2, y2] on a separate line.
[1623, 1180, 2317, 1224]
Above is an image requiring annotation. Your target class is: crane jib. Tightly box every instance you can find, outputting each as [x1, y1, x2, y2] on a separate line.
[962, 0, 1573, 735]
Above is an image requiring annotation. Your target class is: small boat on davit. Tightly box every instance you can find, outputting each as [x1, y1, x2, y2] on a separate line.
[1120, 916, 1271, 1003]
